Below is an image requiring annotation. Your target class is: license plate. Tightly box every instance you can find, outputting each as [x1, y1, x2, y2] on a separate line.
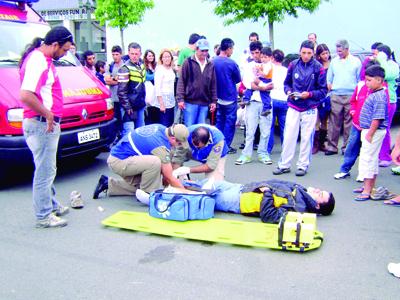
[77, 129, 100, 144]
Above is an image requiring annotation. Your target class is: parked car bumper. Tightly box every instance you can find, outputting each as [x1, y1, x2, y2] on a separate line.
[0, 118, 117, 165]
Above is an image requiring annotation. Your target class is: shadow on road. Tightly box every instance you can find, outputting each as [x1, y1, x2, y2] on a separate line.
[0, 154, 107, 189]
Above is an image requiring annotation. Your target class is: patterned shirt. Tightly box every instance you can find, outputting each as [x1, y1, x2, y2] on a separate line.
[359, 88, 388, 129]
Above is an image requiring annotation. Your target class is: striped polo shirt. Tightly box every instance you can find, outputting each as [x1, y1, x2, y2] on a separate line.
[359, 88, 388, 129]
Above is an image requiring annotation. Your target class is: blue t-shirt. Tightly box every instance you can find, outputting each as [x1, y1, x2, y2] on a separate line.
[188, 124, 229, 163]
[359, 88, 388, 129]
[111, 124, 170, 160]
[213, 56, 241, 102]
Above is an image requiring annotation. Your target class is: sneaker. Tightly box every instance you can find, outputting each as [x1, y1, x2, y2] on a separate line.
[379, 160, 392, 167]
[334, 172, 350, 180]
[135, 189, 150, 205]
[325, 150, 338, 156]
[53, 205, 69, 217]
[235, 155, 252, 165]
[388, 262, 400, 278]
[261, 109, 271, 117]
[70, 191, 84, 209]
[295, 168, 307, 176]
[258, 154, 272, 165]
[370, 186, 396, 201]
[356, 174, 364, 182]
[36, 213, 67, 228]
[273, 167, 291, 175]
[391, 166, 400, 175]
[93, 175, 108, 199]
[227, 147, 237, 154]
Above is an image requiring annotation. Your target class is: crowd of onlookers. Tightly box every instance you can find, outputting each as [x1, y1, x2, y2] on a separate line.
[74, 31, 399, 199]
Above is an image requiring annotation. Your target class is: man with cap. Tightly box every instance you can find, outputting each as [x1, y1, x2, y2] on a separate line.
[177, 38, 218, 127]
[93, 124, 189, 199]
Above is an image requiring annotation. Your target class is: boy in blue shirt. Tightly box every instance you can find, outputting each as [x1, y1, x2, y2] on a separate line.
[355, 65, 389, 201]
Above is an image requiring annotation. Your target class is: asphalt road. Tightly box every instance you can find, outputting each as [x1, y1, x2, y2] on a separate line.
[1, 127, 400, 300]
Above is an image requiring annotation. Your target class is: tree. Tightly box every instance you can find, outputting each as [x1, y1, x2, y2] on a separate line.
[95, 0, 154, 52]
[209, 0, 326, 48]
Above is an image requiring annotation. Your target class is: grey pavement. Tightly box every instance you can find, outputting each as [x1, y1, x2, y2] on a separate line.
[1, 126, 400, 299]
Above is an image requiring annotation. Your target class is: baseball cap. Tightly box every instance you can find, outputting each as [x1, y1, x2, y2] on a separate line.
[167, 124, 189, 148]
[196, 38, 210, 51]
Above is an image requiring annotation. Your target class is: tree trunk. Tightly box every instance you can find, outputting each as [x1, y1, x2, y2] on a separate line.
[268, 21, 274, 49]
[120, 27, 125, 54]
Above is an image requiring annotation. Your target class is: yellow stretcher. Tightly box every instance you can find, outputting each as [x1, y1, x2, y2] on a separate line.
[102, 211, 324, 252]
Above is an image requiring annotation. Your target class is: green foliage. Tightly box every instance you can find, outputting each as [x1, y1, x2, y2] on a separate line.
[210, 0, 324, 25]
[95, 0, 154, 30]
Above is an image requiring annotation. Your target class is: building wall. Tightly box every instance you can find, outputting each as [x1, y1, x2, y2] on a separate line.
[33, 0, 106, 60]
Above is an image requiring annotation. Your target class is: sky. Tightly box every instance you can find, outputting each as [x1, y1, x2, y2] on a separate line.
[106, 0, 400, 62]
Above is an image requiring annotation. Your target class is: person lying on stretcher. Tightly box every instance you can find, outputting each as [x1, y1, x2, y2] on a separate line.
[135, 175, 335, 223]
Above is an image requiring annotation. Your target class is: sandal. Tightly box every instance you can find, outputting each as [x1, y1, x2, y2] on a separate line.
[353, 186, 364, 194]
[354, 193, 370, 201]
[383, 199, 400, 206]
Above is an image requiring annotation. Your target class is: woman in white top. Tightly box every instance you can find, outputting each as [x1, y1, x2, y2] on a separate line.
[154, 49, 177, 126]
[144, 49, 158, 124]
[267, 49, 288, 154]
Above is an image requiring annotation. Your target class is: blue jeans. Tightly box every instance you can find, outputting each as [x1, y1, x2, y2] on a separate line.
[340, 125, 361, 173]
[23, 118, 61, 220]
[243, 78, 272, 112]
[183, 102, 209, 127]
[120, 106, 145, 136]
[268, 99, 288, 153]
[216, 102, 237, 148]
[159, 107, 175, 127]
[242, 101, 272, 157]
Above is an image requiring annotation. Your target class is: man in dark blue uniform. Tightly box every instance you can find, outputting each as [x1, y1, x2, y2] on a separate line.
[172, 124, 228, 181]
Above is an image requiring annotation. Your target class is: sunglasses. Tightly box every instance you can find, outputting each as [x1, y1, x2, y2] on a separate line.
[54, 34, 73, 45]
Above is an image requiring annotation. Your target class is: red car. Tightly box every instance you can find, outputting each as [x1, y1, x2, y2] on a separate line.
[0, 0, 117, 172]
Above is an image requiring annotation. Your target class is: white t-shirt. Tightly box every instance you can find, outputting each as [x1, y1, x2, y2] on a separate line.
[243, 60, 261, 102]
[154, 65, 176, 108]
[270, 64, 288, 101]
